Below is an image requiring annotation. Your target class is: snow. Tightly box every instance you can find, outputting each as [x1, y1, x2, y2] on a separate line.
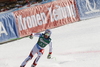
[0, 17, 100, 67]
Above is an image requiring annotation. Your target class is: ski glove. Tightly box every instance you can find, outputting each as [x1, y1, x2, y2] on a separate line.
[47, 54, 51, 59]
[29, 34, 33, 39]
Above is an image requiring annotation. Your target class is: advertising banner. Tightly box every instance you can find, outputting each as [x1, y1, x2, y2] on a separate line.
[76, 0, 100, 20]
[14, 0, 79, 37]
[0, 13, 19, 43]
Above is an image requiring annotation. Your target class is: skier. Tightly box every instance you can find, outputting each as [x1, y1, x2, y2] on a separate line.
[20, 29, 52, 67]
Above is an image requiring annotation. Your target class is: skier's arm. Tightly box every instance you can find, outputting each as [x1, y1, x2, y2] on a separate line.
[47, 42, 52, 59]
[49, 42, 52, 54]
[33, 33, 41, 37]
[29, 33, 41, 39]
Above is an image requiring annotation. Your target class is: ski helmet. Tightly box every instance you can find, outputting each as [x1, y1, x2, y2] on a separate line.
[44, 29, 51, 36]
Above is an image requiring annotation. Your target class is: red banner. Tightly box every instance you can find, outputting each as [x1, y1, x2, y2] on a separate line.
[13, 0, 79, 37]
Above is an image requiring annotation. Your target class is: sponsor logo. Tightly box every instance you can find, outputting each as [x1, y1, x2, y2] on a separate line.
[85, 0, 100, 14]
[16, 5, 76, 31]
[40, 38, 48, 45]
[48, 5, 76, 22]
[0, 22, 8, 36]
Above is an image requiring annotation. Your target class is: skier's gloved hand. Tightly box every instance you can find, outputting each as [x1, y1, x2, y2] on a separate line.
[29, 34, 33, 39]
[47, 54, 51, 59]
[47, 52, 52, 59]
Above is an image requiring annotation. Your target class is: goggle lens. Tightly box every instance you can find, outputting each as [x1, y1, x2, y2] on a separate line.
[45, 33, 50, 36]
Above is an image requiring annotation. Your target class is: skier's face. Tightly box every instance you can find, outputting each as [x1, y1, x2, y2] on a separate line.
[44, 35, 49, 38]
[44, 33, 50, 38]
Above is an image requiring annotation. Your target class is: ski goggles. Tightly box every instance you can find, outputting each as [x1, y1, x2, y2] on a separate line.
[45, 33, 50, 36]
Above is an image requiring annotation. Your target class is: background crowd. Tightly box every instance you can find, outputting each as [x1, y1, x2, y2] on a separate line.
[0, 0, 43, 12]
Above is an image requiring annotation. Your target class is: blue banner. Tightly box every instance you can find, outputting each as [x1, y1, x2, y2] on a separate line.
[0, 13, 19, 43]
[76, 0, 100, 20]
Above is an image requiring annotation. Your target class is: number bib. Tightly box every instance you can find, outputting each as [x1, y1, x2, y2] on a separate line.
[37, 34, 51, 48]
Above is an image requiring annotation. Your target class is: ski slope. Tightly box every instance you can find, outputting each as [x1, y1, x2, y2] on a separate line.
[0, 17, 100, 67]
